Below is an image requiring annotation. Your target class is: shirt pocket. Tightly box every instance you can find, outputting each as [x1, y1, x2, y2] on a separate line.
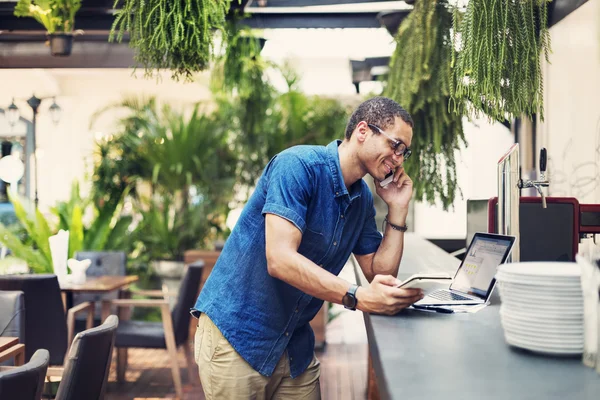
[298, 227, 329, 265]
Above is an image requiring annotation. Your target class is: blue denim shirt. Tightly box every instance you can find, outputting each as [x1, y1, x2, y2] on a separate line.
[192, 140, 382, 378]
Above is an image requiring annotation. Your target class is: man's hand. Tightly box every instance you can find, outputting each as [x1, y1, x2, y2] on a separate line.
[375, 166, 413, 209]
[355, 274, 423, 315]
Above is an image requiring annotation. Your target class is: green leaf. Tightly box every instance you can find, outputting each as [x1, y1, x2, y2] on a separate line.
[68, 204, 84, 257]
[0, 224, 52, 273]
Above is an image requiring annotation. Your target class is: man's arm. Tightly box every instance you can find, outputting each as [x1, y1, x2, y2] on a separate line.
[356, 165, 412, 282]
[355, 207, 407, 283]
[265, 213, 422, 315]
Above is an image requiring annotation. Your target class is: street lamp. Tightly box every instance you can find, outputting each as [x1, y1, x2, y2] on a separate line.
[6, 99, 19, 127]
[6, 95, 62, 207]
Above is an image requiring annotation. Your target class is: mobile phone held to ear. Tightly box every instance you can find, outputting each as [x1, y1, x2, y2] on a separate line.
[380, 171, 394, 187]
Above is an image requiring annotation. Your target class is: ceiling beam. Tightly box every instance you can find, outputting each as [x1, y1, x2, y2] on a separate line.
[547, 0, 589, 27]
[240, 11, 382, 29]
[246, 0, 402, 7]
[0, 42, 136, 68]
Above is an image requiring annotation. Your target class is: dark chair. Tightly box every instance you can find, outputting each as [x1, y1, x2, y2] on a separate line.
[109, 262, 204, 399]
[0, 275, 93, 365]
[0, 291, 26, 366]
[0, 291, 25, 343]
[51, 315, 118, 400]
[0, 349, 49, 400]
[74, 252, 127, 320]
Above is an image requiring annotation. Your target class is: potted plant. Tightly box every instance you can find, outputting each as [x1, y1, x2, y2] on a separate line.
[14, 0, 81, 56]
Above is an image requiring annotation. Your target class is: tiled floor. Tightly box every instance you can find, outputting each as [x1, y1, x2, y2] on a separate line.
[105, 262, 368, 399]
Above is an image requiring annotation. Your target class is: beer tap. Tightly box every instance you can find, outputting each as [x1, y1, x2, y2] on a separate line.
[519, 148, 550, 208]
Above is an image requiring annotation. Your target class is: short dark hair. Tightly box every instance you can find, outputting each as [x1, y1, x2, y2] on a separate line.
[344, 96, 413, 140]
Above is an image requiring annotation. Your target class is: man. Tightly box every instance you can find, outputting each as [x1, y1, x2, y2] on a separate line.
[192, 96, 423, 399]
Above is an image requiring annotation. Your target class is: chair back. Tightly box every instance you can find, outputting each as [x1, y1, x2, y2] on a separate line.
[171, 261, 203, 346]
[55, 315, 118, 400]
[74, 251, 127, 315]
[0, 291, 25, 343]
[0, 349, 49, 400]
[0, 275, 68, 365]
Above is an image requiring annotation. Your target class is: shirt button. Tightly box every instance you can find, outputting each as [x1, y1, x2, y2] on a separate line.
[295, 308, 299, 313]
[333, 241, 337, 246]
[335, 192, 339, 195]
[285, 332, 289, 336]
[290, 357, 293, 361]
[341, 215, 344, 219]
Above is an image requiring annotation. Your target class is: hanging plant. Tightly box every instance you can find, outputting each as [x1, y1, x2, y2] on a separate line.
[14, 0, 81, 56]
[110, 0, 232, 81]
[385, 0, 465, 209]
[451, 0, 551, 121]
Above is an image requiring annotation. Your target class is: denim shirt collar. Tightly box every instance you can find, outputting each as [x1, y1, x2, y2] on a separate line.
[326, 140, 362, 201]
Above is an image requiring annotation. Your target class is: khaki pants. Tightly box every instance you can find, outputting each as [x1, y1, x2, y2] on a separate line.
[194, 313, 321, 400]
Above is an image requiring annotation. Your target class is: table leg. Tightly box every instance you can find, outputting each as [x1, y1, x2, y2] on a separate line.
[101, 300, 111, 323]
[14, 346, 24, 366]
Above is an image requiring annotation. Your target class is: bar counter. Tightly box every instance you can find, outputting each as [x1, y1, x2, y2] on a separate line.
[353, 233, 599, 400]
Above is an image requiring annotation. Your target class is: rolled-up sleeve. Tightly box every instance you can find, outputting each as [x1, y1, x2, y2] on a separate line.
[262, 153, 313, 233]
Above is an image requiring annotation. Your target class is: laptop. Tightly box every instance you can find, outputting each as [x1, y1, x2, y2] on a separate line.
[414, 232, 516, 306]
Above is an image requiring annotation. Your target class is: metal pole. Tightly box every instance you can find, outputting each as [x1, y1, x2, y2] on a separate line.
[27, 96, 41, 208]
[497, 144, 520, 263]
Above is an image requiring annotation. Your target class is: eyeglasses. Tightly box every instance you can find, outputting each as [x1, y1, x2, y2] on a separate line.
[367, 124, 412, 160]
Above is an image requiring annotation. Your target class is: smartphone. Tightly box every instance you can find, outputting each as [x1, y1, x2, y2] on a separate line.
[380, 171, 394, 187]
[395, 273, 452, 293]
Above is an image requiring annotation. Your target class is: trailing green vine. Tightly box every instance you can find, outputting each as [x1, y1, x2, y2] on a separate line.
[110, 0, 232, 81]
[385, 0, 465, 210]
[451, 0, 551, 121]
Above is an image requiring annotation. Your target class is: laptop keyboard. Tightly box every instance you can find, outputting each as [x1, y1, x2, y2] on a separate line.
[429, 290, 472, 302]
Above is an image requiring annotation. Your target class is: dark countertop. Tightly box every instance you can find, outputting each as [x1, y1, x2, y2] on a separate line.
[353, 233, 599, 400]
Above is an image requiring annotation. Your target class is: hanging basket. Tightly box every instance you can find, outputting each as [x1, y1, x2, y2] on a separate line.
[47, 33, 74, 57]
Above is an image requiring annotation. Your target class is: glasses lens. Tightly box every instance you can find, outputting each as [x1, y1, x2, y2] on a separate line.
[404, 149, 412, 160]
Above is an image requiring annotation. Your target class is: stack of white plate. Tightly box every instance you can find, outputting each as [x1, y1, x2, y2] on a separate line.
[496, 262, 583, 355]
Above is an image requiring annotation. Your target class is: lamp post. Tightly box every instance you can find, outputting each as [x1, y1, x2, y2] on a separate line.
[6, 95, 61, 207]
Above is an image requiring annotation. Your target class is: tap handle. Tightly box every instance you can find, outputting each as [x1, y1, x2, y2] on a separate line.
[539, 148, 547, 173]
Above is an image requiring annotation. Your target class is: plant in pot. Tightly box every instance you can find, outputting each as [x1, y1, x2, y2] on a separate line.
[14, 0, 82, 56]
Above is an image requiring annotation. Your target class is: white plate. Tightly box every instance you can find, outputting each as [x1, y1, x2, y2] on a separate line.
[496, 274, 582, 288]
[499, 262, 581, 277]
[500, 305, 584, 320]
[500, 318, 583, 338]
[499, 298, 583, 313]
[500, 317, 584, 338]
[500, 311, 584, 330]
[500, 305, 583, 329]
[504, 331, 583, 348]
[497, 285, 583, 300]
[505, 335, 583, 355]
[501, 319, 583, 338]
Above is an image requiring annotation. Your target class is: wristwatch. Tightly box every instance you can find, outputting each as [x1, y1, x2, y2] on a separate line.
[342, 284, 359, 311]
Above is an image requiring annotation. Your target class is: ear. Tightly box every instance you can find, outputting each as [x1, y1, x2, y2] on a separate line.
[354, 121, 370, 143]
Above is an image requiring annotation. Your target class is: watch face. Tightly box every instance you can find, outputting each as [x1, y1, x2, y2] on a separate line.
[342, 293, 356, 308]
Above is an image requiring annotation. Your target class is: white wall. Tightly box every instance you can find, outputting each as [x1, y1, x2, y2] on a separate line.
[0, 69, 213, 210]
[539, 0, 600, 204]
[413, 117, 514, 239]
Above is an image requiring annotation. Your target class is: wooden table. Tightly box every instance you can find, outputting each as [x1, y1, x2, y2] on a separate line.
[60, 275, 139, 317]
[353, 233, 600, 400]
[0, 337, 24, 366]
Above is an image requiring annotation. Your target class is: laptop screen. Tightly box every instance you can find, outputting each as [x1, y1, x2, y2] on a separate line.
[450, 233, 516, 299]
